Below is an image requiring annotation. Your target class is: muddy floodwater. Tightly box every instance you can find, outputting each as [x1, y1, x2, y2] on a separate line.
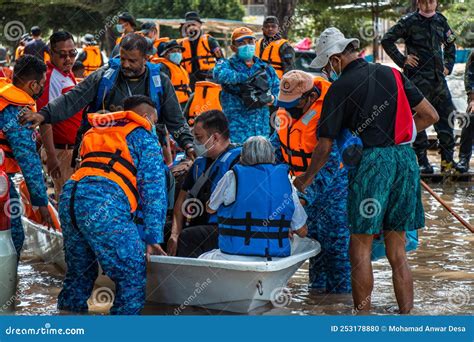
[14, 180, 473, 316]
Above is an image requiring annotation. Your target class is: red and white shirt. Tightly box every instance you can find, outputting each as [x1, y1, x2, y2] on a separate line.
[36, 62, 82, 145]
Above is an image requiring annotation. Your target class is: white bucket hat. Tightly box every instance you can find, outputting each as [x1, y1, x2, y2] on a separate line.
[310, 27, 360, 69]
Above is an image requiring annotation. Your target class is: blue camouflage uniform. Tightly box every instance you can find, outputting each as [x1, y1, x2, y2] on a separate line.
[0, 105, 48, 257]
[213, 55, 280, 143]
[57, 128, 167, 315]
[271, 134, 351, 293]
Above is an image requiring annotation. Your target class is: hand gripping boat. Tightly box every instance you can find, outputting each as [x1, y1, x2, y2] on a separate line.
[18, 176, 321, 313]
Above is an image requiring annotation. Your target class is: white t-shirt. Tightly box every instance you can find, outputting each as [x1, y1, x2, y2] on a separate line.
[208, 170, 308, 231]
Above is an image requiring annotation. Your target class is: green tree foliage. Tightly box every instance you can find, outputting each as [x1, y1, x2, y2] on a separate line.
[293, 0, 472, 48]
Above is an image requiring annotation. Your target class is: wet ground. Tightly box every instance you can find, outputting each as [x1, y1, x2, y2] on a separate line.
[11, 64, 474, 316]
[14, 179, 473, 316]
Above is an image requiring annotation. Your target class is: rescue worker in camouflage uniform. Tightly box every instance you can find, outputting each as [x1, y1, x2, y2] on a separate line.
[458, 49, 473, 173]
[213, 27, 280, 143]
[382, 0, 459, 173]
[57, 95, 167, 315]
[270, 70, 351, 293]
[0, 55, 54, 257]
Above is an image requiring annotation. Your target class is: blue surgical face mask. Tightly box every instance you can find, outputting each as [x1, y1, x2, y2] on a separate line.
[169, 52, 183, 65]
[116, 24, 125, 33]
[329, 57, 341, 81]
[237, 44, 255, 61]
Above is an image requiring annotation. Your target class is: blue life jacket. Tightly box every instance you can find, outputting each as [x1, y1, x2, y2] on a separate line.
[191, 146, 241, 224]
[217, 163, 295, 257]
[92, 58, 163, 114]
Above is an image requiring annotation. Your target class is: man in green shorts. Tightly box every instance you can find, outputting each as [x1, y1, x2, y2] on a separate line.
[294, 28, 439, 314]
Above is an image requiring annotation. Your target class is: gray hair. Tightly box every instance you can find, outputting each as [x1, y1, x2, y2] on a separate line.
[240, 136, 275, 166]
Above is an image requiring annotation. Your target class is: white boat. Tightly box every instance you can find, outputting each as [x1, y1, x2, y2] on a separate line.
[22, 213, 320, 313]
[146, 237, 320, 313]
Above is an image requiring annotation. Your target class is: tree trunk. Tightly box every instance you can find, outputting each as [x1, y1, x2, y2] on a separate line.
[265, 0, 298, 38]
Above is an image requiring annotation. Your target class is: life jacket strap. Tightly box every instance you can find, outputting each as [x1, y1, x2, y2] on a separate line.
[82, 150, 137, 176]
[218, 213, 290, 248]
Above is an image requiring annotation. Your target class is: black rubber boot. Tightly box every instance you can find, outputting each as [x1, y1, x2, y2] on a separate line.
[417, 153, 434, 174]
[456, 156, 471, 173]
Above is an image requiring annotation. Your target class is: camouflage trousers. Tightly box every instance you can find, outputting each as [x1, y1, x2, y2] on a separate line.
[304, 170, 352, 293]
[58, 179, 146, 315]
[412, 78, 456, 161]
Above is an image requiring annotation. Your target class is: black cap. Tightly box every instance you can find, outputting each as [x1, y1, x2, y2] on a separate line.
[263, 16, 279, 26]
[141, 22, 157, 33]
[158, 40, 184, 57]
[184, 11, 202, 24]
[118, 12, 136, 27]
[20, 33, 31, 41]
[31, 26, 41, 35]
[81, 33, 97, 45]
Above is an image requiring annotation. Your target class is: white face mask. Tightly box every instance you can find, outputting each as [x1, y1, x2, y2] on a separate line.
[193, 135, 215, 157]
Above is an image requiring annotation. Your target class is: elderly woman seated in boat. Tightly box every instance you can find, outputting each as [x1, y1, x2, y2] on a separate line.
[203, 136, 308, 260]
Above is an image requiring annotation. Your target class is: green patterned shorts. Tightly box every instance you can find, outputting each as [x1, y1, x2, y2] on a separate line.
[347, 144, 425, 235]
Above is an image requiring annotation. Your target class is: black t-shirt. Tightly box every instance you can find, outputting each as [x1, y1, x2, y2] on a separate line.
[24, 39, 49, 61]
[318, 58, 424, 147]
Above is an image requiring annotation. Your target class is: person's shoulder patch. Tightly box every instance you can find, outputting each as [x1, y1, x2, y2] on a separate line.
[446, 29, 456, 43]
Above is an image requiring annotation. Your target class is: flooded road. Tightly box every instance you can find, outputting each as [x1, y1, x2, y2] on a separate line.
[14, 181, 473, 316]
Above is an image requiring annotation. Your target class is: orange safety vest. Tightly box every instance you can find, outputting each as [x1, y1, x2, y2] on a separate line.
[180, 34, 216, 74]
[15, 45, 25, 60]
[116, 35, 124, 46]
[19, 180, 61, 231]
[44, 50, 51, 63]
[71, 111, 152, 212]
[153, 57, 191, 104]
[82, 45, 103, 76]
[255, 38, 288, 79]
[0, 78, 37, 174]
[154, 37, 170, 55]
[187, 81, 222, 126]
[276, 76, 331, 176]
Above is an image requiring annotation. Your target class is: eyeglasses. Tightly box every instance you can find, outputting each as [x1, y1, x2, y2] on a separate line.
[52, 49, 78, 59]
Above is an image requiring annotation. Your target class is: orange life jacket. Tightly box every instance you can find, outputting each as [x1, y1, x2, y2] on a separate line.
[276, 76, 331, 176]
[154, 37, 170, 56]
[19, 179, 61, 231]
[44, 51, 51, 63]
[15, 45, 25, 60]
[255, 38, 288, 79]
[82, 45, 103, 76]
[187, 81, 222, 126]
[0, 78, 37, 174]
[153, 57, 191, 104]
[71, 111, 151, 212]
[180, 34, 216, 74]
